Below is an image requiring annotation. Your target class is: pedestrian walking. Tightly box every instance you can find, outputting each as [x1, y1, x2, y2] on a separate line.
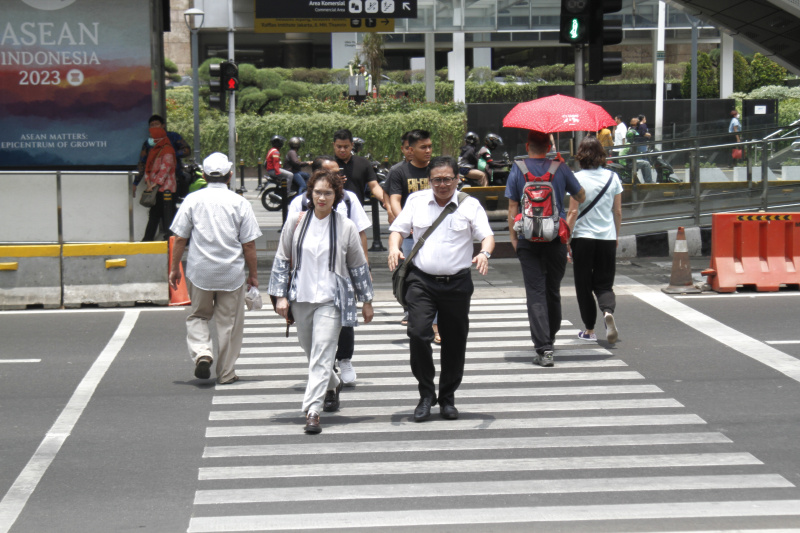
[566, 136, 622, 344]
[333, 128, 386, 207]
[169, 152, 262, 385]
[505, 130, 585, 367]
[140, 126, 180, 242]
[388, 156, 495, 422]
[269, 169, 374, 434]
[288, 156, 372, 386]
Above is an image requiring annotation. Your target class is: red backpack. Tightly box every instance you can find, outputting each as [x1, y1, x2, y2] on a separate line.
[513, 159, 562, 242]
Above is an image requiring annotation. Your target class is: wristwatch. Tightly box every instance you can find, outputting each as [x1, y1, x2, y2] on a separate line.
[480, 250, 491, 259]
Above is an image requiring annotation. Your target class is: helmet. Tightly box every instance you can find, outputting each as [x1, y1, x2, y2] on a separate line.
[352, 137, 365, 153]
[288, 136, 304, 150]
[464, 131, 480, 146]
[484, 133, 503, 151]
[270, 135, 285, 149]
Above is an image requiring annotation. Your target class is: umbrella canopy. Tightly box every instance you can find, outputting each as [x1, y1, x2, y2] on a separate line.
[502, 94, 616, 134]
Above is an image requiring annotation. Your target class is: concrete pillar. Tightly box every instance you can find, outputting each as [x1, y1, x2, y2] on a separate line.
[720, 32, 734, 97]
[655, 0, 665, 145]
[425, 33, 435, 103]
[450, 32, 466, 103]
[473, 33, 491, 69]
[331, 33, 358, 69]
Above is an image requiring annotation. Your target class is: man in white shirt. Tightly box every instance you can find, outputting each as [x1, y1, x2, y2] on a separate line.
[388, 156, 495, 422]
[288, 155, 371, 387]
[169, 152, 262, 384]
[613, 115, 627, 151]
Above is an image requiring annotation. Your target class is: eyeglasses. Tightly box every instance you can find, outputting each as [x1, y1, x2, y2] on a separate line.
[312, 190, 334, 198]
[431, 177, 457, 185]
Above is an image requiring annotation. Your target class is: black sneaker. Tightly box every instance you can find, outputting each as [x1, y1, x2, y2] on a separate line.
[194, 356, 212, 379]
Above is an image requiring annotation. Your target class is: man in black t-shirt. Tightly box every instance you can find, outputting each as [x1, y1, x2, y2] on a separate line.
[387, 129, 432, 214]
[332, 129, 385, 206]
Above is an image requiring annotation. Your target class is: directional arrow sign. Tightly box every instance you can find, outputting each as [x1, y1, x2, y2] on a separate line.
[256, 0, 417, 19]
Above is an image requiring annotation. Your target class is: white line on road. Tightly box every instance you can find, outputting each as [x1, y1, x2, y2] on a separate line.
[0, 310, 139, 533]
[188, 500, 800, 532]
[766, 340, 800, 345]
[240, 337, 602, 352]
[0, 307, 183, 315]
[211, 384, 665, 404]
[194, 474, 790, 504]
[676, 293, 800, 299]
[617, 275, 800, 383]
[205, 414, 706, 438]
[197, 452, 756, 479]
[242, 329, 580, 342]
[202, 431, 731, 458]
[0, 359, 41, 364]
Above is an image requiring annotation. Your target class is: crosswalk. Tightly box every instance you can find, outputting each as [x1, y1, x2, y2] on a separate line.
[187, 298, 799, 532]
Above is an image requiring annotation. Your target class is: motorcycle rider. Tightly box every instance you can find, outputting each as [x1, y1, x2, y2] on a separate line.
[265, 135, 296, 191]
[285, 136, 312, 194]
[477, 133, 506, 185]
[458, 131, 488, 187]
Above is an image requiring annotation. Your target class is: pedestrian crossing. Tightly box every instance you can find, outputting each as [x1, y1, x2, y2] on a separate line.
[187, 298, 800, 532]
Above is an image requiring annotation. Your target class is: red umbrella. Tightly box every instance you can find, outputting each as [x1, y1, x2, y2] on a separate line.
[503, 94, 616, 133]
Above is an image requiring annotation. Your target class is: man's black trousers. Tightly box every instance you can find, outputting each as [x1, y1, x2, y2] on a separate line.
[405, 266, 473, 406]
[516, 239, 567, 355]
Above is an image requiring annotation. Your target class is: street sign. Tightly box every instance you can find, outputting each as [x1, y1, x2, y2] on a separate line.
[255, 17, 395, 33]
[256, 0, 417, 19]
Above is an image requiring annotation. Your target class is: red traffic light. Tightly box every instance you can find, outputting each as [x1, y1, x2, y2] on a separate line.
[227, 78, 237, 90]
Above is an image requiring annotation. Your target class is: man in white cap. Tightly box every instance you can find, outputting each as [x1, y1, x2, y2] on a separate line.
[169, 152, 262, 384]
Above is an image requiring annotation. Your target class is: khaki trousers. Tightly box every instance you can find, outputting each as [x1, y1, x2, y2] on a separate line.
[186, 282, 246, 383]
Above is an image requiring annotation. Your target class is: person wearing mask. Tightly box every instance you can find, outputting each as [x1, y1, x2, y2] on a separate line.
[458, 131, 488, 186]
[133, 114, 190, 200]
[288, 156, 372, 386]
[269, 169, 374, 434]
[387, 129, 433, 327]
[284, 137, 312, 194]
[388, 156, 495, 421]
[505, 130, 585, 367]
[566, 136, 622, 345]
[141, 126, 178, 241]
[169, 152, 261, 385]
[332, 129, 386, 208]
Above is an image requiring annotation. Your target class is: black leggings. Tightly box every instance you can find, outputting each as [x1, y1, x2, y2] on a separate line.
[571, 237, 617, 331]
[143, 190, 176, 241]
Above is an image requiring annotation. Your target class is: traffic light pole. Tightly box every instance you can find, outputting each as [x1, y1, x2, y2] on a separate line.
[227, 0, 236, 189]
[574, 45, 585, 148]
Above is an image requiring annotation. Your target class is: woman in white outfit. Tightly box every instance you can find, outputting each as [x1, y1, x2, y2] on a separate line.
[269, 169, 374, 434]
[567, 136, 623, 344]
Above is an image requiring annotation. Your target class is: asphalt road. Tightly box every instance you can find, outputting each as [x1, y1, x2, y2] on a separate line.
[2, 258, 800, 532]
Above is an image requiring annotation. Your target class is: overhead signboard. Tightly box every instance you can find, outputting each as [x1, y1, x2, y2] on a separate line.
[256, 0, 417, 19]
[256, 17, 395, 33]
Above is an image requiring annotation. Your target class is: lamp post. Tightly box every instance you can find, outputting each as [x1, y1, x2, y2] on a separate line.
[184, 7, 205, 164]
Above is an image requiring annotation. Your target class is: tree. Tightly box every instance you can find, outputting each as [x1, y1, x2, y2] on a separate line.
[682, 52, 719, 98]
[361, 33, 386, 95]
[749, 53, 787, 91]
[732, 51, 751, 93]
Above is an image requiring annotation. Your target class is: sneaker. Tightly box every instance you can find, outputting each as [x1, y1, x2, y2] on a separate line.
[604, 313, 619, 344]
[533, 350, 554, 367]
[577, 331, 597, 342]
[339, 359, 357, 385]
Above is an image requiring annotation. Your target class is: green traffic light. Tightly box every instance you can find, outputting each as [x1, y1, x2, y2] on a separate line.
[569, 18, 580, 41]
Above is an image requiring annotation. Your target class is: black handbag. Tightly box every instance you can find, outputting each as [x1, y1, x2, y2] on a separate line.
[139, 186, 158, 208]
[392, 192, 467, 306]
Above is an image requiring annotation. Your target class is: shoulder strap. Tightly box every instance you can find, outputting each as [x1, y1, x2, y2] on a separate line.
[301, 196, 309, 211]
[577, 171, 615, 220]
[344, 195, 352, 219]
[516, 159, 560, 182]
[402, 193, 467, 270]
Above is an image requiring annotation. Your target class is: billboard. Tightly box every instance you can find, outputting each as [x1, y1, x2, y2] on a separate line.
[0, 0, 153, 169]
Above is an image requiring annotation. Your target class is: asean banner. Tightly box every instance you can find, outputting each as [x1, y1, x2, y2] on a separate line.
[0, 0, 152, 169]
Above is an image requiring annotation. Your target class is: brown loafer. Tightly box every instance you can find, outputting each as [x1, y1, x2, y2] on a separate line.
[304, 411, 321, 434]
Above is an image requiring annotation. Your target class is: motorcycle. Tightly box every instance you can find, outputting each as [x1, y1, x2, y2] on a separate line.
[607, 147, 678, 184]
[260, 153, 313, 211]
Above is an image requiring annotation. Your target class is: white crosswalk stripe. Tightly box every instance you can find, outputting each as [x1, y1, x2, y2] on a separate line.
[189, 297, 798, 531]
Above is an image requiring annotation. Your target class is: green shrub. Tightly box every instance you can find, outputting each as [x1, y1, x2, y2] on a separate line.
[750, 53, 787, 90]
[732, 51, 751, 93]
[198, 57, 224, 82]
[164, 58, 179, 74]
[238, 63, 258, 87]
[291, 68, 332, 84]
[278, 80, 311, 99]
[309, 84, 348, 101]
[681, 52, 718, 98]
[169, 73, 182, 82]
[436, 67, 449, 81]
[254, 69, 283, 90]
[469, 67, 493, 83]
[497, 66, 518, 77]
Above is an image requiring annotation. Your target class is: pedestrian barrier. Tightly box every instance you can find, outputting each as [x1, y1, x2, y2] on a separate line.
[0, 245, 62, 309]
[662, 226, 700, 294]
[62, 242, 169, 307]
[701, 213, 800, 292]
[168, 236, 191, 306]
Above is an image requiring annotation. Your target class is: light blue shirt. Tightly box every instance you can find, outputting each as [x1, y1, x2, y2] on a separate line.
[572, 168, 623, 241]
[729, 116, 741, 133]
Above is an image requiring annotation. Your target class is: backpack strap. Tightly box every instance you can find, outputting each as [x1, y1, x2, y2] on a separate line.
[516, 159, 561, 182]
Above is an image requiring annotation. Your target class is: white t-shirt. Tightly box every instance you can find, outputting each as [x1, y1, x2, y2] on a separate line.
[294, 213, 337, 304]
[614, 122, 627, 147]
[572, 168, 623, 241]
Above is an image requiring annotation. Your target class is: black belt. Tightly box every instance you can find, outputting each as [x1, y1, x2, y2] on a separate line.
[412, 266, 470, 283]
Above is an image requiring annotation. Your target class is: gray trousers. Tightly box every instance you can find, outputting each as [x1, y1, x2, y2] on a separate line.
[291, 301, 342, 414]
[186, 282, 246, 383]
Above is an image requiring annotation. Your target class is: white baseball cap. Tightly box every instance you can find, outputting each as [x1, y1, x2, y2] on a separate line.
[203, 152, 233, 177]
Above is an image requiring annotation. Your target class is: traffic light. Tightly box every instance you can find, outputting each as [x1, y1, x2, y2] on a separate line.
[588, 0, 623, 83]
[559, 0, 592, 45]
[209, 61, 226, 111]
[223, 61, 239, 92]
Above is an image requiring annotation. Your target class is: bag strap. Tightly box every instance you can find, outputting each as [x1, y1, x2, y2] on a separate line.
[515, 159, 560, 182]
[577, 171, 615, 220]
[400, 192, 468, 273]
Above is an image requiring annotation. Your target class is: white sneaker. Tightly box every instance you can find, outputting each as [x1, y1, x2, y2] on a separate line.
[604, 313, 619, 344]
[339, 359, 357, 385]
